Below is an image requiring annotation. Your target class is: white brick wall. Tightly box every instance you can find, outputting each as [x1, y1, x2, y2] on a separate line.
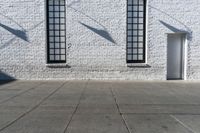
[0, 0, 200, 80]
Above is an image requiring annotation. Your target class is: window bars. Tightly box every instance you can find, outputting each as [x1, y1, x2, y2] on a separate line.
[127, 0, 146, 63]
[47, 0, 66, 63]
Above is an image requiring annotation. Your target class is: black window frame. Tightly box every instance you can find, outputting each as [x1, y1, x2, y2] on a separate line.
[126, 0, 146, 63]
[46, 0, 66, 64]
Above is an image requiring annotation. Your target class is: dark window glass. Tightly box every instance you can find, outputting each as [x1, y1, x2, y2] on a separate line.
[47, 0, 66, 63]
[127, 0, 146, 63]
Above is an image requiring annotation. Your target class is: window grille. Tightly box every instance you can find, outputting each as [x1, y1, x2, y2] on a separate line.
[127, 0, 146, 63]
[47, 0, 66, 63]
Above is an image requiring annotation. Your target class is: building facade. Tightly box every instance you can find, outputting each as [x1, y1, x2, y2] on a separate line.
[0, 0, 200, 80]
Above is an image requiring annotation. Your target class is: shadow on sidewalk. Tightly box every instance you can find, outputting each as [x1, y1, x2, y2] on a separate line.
[0, 71, 16, 85]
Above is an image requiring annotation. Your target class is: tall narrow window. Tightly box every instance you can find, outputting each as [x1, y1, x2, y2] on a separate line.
[127, 0, 146, 63]
[47, 0, 66, 63]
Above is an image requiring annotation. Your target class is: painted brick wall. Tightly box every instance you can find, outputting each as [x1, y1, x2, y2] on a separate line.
[0, 0, 200, 80]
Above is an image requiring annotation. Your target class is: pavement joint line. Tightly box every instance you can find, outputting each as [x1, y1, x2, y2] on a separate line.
[0, 82, 45, 104]
[110, 84, 133, 133]
[0, 81, 68, 132]
[63, 80, 89, 133]
[170, 115, 197, 133]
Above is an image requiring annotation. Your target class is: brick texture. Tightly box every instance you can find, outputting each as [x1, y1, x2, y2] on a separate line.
[0, 0, 200, 80]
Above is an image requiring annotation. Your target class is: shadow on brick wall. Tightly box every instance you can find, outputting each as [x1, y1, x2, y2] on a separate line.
[150, 5, 193, 41]
[159, 20, 192, 40]
[67, 1, 117, 45]
[0, 23, 29, 42]
[79, 22, 116, 44]
[0, 11, 44, 50]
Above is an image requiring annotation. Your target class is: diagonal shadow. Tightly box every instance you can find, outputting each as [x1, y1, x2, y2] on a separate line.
[79, 22, 116, 44]
[159, 20, 187, 33]
[0, 23, 29, 42]
[0, 20, 44, 49]
[67, 1, 117, 44]
[149, 5, 193, 41]
[0, 70, 16, 82]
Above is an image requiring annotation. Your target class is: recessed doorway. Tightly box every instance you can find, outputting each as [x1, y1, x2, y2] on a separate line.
[167, 34, 186, 80]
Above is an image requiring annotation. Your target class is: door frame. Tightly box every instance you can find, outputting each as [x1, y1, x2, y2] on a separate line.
[166, 33, 187, 80]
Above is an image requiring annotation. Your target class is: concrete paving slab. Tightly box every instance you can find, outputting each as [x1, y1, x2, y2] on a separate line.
[42, 94, 82, 106]
[65, 114, 129, 133]
[84, 81, 112, 95]
[38, 105, 75, 114]
[0, 81, 66, 131]
[0, 81, 42, 90]
[124, 115, 192, 133]
[75, 81, 118, 114]
[1, 107, 72, 133]
[0, 80, 200, 133]
[0, 90, 22, 103]
[76, 104, 118, 114]
[80, 95, 116, 104]
[0, 106, 28, 129]
[0, 81, 22, 89]
[41, 81, 87, 106]
[154, 82, 200, 104]
[172, 115, 200, 133]
[111, 82, 199, 105]
[0, 82, 42, 103]
[1, 82, 64, 107]
[79, 81, 115, 105]
[119, 104, 200, 114]
[59, 81, 88, 94]
[110, 82, 165, 104]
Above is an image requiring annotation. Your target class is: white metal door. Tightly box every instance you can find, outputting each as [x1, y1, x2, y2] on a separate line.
[167, 34, 184, 80]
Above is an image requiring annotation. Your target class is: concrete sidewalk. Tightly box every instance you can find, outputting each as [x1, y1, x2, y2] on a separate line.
[0, 80, 200, 133]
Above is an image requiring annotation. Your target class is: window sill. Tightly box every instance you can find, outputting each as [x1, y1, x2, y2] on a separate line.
[127, 63, 151, 68]
[46, 63, 71, 68]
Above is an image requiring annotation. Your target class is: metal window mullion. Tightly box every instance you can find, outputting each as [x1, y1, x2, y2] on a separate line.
[131, 2, 134, 61]
[47, 0, 50, 62]
[59, 0, 61, 61]
[126, 1, 128, 62]
[143, 0, 146, 62]
[64, 0, 66, 62]
[53, 0, 56, 60]
[137, 0, 139, 61]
